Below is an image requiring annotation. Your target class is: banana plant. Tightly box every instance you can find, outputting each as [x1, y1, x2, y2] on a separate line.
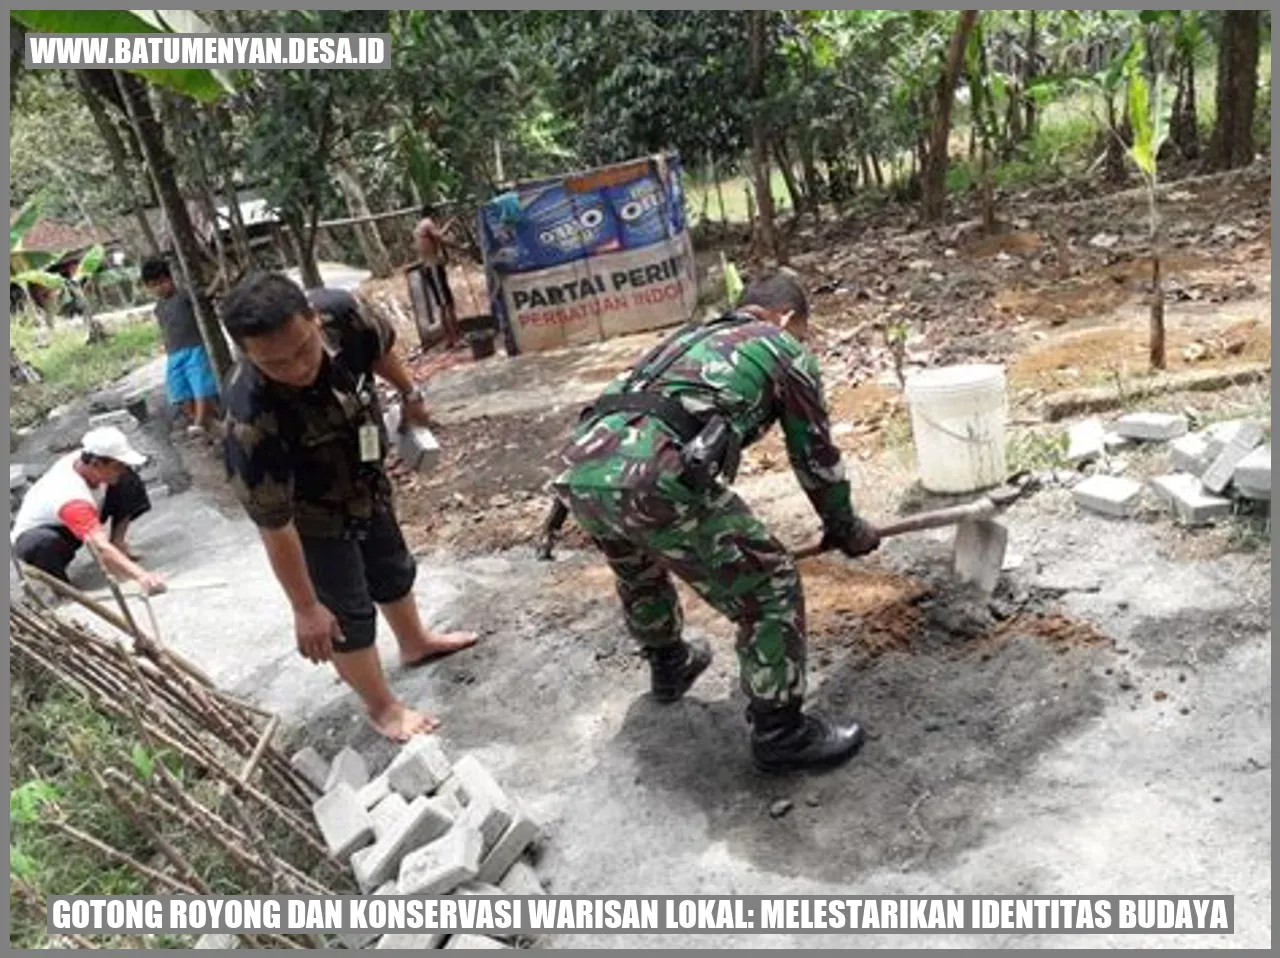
[1123, 37, 1169, 370]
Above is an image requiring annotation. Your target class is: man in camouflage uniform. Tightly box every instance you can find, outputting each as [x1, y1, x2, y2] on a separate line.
[553, 272, 880, 773]
[220, 274, 476, 742]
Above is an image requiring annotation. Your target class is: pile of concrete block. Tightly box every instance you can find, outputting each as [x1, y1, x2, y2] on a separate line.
[294, 738, 547, 950]
[1069, 412, 1270, 526]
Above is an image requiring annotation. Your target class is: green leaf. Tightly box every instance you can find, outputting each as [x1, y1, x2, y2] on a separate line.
[11, 269, 66, 290]
[130, 744, 156, 782]
[11, 9, 234, 102]
[10, 845, 36, 881]
[721, 254, 744, 306]
[72, 244, 107, 282]
[10, 195, 45, 251]
[10, 780, 59, 825]
[1126, 65, 1156, 176]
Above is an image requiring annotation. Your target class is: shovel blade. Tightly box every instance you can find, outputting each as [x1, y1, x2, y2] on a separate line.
[952, 519, 1008, 594]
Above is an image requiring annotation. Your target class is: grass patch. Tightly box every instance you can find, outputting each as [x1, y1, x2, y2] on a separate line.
[684, 169, 794, 226]
[10, 318, 162, 428]
[1006, 427, 1070, 474]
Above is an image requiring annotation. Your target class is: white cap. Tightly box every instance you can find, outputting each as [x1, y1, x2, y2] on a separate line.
[80, 426, 147, 467]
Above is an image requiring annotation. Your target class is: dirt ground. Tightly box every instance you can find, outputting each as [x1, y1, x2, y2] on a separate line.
[74, 160, 1269, 946]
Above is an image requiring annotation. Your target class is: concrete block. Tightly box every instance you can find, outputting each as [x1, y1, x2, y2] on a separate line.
[1149, 473, 1233, 525]
[1170, 433, 1213, 476]
[387, 735, 452, 799]
[323, 746, 369, 793]
[497, 860, 545, 896]
[442, 757, 515, 856]
[398, 824, 484, 896]
[1066, 418, 1106, 463]
[1103, 432, 1135, 452]
[89, 409, 137, 431]
[1233, 446, 1271, 500]
[311, 782, 375, 862]
[353, 795, 456, 891]
[474, 813, 541, 885]
[1112, 412, 1188, 441]
[290, 746, 330, 793]
[370, 793, 411, 842]
[358, 773, 392, 809]
[446, 935, 511, 950]
[10, 465, 27, 491]
[195, 934, 236, 949]
[378, 933, 448, 949]
[457, 882, 506, 896]
[1071, 474, 1144, 518]
[1201, 420, 1265, 493]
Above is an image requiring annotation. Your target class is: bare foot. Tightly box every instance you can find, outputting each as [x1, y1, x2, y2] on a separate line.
[400, 630, 479, 669]
[369, 701, 440, 742]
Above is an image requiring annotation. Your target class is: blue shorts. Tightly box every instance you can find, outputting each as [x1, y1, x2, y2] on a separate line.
[166, 344, 218, 404]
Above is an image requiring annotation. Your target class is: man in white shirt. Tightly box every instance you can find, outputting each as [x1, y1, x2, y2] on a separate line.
[11, 426, 166, 594]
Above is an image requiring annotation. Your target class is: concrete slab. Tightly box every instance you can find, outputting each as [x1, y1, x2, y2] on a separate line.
[497, 860, 545, 897]
[324, 747, 370, 793]
[1170, 433, 1213, 476]
[355, 795, 456, 892]
[1233, 446, 1271, 500]
[370, 792, 411, 842]
[387, 735, 452, 799]
[290, 747, 329, 793]
[398, 824, 483, 896]
[1112, 412, 1187, 441]
[1201, 420, 1265, 493]
[1071, 474, 1144, 517]
[1148, 473, 1234, 525]
[312, 782, 375, 862]
[475, 814, 541, 885]
[1066, 418, 1106, 463]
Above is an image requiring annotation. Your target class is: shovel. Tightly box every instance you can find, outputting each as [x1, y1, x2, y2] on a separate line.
[794, 498, 1009, 594]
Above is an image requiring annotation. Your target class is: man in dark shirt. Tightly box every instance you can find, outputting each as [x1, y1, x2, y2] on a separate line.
[220, 273, 477, 742]
[141, 257, 220, 437]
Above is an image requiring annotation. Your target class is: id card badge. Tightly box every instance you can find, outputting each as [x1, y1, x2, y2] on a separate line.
[358, 423, 380, 462]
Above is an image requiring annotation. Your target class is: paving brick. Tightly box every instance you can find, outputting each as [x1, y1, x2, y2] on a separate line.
[378, 932, 448, 949]
[1233, 445, 1271, 500]
[398, 824, 484, 896]
[290, 747, 330, 793]
[457, 881, 506, 896]
[442, 759, 516, 857]
[1071, 474, 1144, 518]
[358, 773, 392, 809]
[1170, 433, 1213, 476]
[323, 747, 369, 793]
[1149, 473, 1233, 525]
[1112, 412, 1188, 441]
[497, 860, 546, 896]
[1066, 418, 1106, 463]
[1201, 420, 1264, 493]
[474, 813, 541, 885]
[311, 782, 375, 862]
[387, 735, 452, 799]
[194, 934, 236, 949]
[446, 934, 511, 950]
[353, 795, 456, 892]
[370, 793, 411, 842]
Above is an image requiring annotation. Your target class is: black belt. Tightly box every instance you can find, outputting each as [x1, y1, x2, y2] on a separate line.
[581, 392, 705, 444]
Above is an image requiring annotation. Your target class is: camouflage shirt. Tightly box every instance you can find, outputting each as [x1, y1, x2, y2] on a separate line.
[555, 313, 854, 527]
[223, 288, 397, 540]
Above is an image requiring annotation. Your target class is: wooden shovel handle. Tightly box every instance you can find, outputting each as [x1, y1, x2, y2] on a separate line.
[794, 498, 997, 560]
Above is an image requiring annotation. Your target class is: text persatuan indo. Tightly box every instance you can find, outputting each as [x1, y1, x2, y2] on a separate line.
[510, 254, 689, 328]
[50, 897, 1234, 934]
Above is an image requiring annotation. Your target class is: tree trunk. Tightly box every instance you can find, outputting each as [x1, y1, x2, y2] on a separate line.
[798, 136, 823, 220]
[1206, 10, 1260, 171]
[212, 107, 253, 270]
[172, 97, 233, 288]
[284, 210, 324, 291]
[1170, 41, 1199, 160]
[112, 70, 232, 384]
[747, 11, 778, 260]
[1103, 95, 1128, 184]
[772, 139, 805, 219]
[77, 73, 159, 257]
[920, 10, 979, 224]
[870, 152, 885, 188]
[1023, 10, 1038, 137]
[334, 160, 392, 278]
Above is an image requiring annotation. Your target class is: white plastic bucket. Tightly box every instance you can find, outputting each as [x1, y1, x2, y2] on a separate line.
[904, 364, 1008, 493]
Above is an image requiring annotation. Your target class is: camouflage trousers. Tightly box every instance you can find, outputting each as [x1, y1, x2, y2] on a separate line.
[559, 483, 807, 708]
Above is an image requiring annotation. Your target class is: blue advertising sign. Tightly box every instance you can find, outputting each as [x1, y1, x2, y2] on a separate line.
[480, 153, 686, 275]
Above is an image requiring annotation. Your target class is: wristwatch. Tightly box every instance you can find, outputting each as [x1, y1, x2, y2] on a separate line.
[400, 385, 426, 404]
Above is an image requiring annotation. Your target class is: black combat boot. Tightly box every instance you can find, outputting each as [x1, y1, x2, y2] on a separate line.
[749, 701, 866, 774]
[644, 638, 712, 703]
